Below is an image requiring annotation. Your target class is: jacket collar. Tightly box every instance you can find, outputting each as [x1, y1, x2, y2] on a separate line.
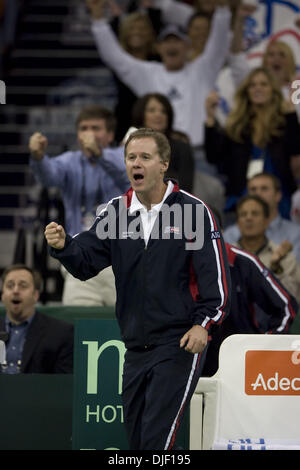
[225, 243, 237, 267]
[128, 180, 175, 215]
[124, 178, 180, 210]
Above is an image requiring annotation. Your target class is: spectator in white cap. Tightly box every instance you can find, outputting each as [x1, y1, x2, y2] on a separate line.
[85, 0, 232, 149]
[85, 0, 231, 208]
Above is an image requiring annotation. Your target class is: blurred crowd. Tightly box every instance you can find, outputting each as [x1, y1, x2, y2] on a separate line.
[0, 0, 24, 77]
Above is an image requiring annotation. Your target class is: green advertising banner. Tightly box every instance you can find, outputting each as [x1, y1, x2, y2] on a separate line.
[72, 319, 128, 450]
[72, 319, 190, 450]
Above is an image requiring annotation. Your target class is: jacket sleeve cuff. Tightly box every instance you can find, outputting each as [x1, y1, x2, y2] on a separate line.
[48, 234, 73, 258]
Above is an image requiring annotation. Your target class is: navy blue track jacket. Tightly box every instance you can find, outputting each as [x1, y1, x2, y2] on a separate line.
[202, 243, 298, 376]
[50, 181, 231, 349]
[225, 243, 298, 334]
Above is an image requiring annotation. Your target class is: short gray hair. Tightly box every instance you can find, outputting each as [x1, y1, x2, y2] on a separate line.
[125, 128, 171, 163]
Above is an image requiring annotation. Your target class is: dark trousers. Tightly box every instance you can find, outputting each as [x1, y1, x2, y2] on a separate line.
[122, 340, 207, 450]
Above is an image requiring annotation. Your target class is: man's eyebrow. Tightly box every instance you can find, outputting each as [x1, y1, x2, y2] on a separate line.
[127, 152, 152, 156]
[6, 280, 29, 284]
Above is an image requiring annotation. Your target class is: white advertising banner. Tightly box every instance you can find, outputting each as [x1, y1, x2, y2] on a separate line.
[243, 0, 300, 65]
[211, 334, 300, 449]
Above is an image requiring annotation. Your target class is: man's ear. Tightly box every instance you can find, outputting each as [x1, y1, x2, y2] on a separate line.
[161, 160, 169, 173]
[275, 190, 282, 204]
[34, 289, 40, 303]
[107, 131, 114, 145]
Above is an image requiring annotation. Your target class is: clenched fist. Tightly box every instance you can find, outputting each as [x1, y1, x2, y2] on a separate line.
[44, 222, 66, 250]
[85, 0, 105, 19]
[29, 132, 48, 160]
[235, 2, 257, 20]
[271, 240, 292, 264]
[270, 240, 293, 274]
[78, 130, 102, 158]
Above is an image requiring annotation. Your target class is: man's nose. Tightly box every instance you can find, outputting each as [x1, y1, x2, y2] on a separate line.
[133, 157, 142, 166]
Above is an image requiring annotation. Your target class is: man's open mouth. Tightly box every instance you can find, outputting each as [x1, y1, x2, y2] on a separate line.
[12, 300, 21, 305]
[133, 174, 144, 181]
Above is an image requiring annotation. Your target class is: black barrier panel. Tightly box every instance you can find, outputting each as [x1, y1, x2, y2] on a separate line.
[0, 374, 73, 450]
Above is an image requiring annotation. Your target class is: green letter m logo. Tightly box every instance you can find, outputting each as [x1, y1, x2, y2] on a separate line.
[83, 340, 126, 395]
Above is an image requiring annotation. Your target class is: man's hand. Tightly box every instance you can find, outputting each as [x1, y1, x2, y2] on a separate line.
[78, 130, 102, 158]
[180, 325, 208, 354]
[29, 132, 48, 160]
[44, 222, 66, 250]
[235, 2, 256, 21]
[107, 0, 123, 16]
[271, 240, 292, 264]
[86, 0, 106, 19]
[270, 240, 293, 274]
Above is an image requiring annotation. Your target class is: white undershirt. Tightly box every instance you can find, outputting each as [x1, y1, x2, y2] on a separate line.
[129, 181, 174, 246]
